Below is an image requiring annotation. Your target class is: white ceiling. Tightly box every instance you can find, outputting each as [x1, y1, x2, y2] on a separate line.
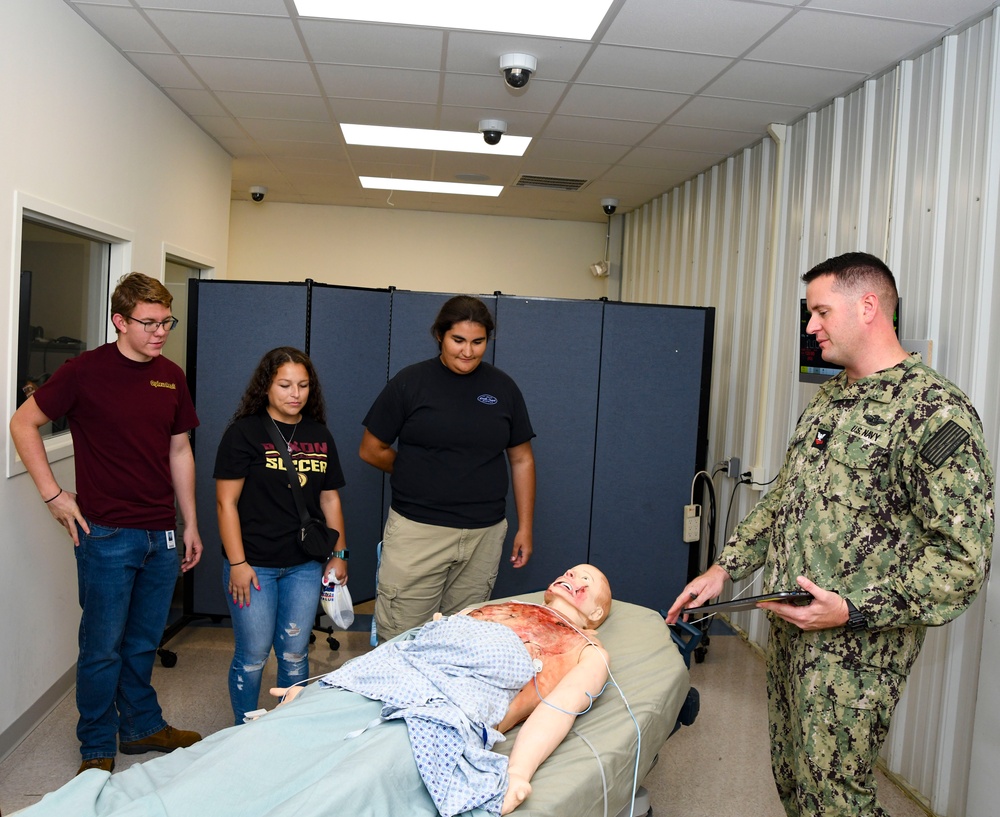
[65, 0, 1000, 223]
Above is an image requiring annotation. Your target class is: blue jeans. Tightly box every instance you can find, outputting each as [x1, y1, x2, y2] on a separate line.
[223, 559, 323, 725]
[74, 522, 179, 759]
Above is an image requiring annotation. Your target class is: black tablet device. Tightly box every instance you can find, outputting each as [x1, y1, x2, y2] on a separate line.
[683, 590, 813, 616]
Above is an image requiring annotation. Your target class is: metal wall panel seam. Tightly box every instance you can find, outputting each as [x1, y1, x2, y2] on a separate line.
[887, 61, 913, 285]
[927, 30, 992, 811]
[858, 80, 878, 250]
[957, 10, 1000, 815]
[929, 36, 959, 366]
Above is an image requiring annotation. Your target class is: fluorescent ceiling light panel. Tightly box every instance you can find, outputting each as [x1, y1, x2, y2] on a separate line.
[294, 0, 614, 40]
[342, 124, 530, 157]
[360, 177, 503, 197]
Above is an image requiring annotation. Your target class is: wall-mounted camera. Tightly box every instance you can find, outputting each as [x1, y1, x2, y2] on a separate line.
[249, 185, 268, 202]
[479, 119, 507, 146]
[500, 53, 537, 89]
[601, 197, 619, 216]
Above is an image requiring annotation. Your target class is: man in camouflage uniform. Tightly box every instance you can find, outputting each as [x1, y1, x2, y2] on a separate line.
[667, 252, 994, 816]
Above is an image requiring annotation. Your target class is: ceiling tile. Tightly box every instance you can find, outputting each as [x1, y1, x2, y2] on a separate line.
[61, 0, 1000, 221]
[300, 19, 445, 68]
[184, 56, 320, 94]
[161, 88, 228, 117]
[126, 52, 204, 89]
[133, 0, 287, 12]
[703, 59, 868, 106]
[444, 32, 592, 80]
[441, 74, 568, 113]
[667, 96, 809, 132]
[748, 8, 947, 71]
[254, 140, 347, 160]
[237, 118, 340, 142]
[214, 91, 330, 121]
[640, 123, 762, 153]
[529, 138, 632, 164]
[145, 9, 306, 60]
[558, 85, 689, 122]
[543, 115, 659, 144]
[315, 65, 442, 104]
[603, 0, 794, 55]
[576, 45, 733, 93]
[619, 145, 728, 169]
[325, 98, 442, 129]
[803, 0, 997, 27]
[72, 4, 172, 52]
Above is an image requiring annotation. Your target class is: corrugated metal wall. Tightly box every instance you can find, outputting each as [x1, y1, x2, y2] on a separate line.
[621, 11, 1000, 817]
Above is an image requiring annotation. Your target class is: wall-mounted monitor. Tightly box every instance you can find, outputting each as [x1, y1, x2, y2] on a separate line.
[799, 298, 899, 383]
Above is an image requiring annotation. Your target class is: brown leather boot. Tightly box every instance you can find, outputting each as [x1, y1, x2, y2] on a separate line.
[119, 725, 201, 755]
[77, 757, 115, 775]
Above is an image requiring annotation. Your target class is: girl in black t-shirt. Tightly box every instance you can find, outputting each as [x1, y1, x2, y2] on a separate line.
[214, 347, 347, 725]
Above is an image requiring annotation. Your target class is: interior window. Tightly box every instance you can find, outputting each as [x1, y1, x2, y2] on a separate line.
[16, 219, 110, 438]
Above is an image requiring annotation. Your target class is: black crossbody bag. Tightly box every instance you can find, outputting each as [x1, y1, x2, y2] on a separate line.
[263, 416, 340, 562]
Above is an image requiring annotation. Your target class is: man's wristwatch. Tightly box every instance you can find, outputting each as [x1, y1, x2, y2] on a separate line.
[331, 549, 349, 561]
[844, 599, 867, 631]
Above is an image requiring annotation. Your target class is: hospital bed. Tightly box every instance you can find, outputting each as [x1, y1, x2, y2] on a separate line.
[11, 595, 694, 817]
[490, 592, 695, 817]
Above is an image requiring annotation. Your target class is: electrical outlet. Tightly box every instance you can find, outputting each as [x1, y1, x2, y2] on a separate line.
[727, 456, 741, 479]
[682, 504, 701, 542]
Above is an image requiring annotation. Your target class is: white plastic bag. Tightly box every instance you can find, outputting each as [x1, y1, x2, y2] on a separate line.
[321, 577, 354, 630]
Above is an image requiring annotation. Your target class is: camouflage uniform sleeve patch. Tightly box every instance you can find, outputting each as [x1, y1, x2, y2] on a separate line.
[919, 420, 970, 469]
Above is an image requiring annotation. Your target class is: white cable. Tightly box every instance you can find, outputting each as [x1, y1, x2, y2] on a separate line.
[689, 469, 713, 504]
[571, 727, 609, 817]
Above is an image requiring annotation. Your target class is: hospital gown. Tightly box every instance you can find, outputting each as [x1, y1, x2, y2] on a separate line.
[11, 616, 535, 817]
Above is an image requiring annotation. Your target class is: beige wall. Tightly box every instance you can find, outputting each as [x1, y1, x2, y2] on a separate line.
[228, 201, 609, 300]
[0, 0, 231, 754]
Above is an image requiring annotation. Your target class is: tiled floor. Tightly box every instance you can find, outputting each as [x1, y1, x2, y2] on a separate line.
[0, 618, 931, 817]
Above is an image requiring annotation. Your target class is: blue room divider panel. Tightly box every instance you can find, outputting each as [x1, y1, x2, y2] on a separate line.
[185, 282, 712, 623]
[589, 302, 714, 612]
[308, 285, 391, 602]
[491, 295, 602, 598]
[189, 280, 308, 617]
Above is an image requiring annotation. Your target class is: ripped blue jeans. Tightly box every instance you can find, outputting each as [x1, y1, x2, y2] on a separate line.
[223, 559, 323, 725]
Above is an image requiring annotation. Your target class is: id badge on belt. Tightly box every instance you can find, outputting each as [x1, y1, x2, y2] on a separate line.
[166, 530, 176, 550]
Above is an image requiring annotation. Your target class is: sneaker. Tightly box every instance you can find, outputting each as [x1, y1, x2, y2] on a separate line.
[77, 757, 115, 775]
[119, 725, 201, 755]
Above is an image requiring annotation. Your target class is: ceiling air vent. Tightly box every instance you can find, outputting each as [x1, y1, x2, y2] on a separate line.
[514, 174, 589, 191]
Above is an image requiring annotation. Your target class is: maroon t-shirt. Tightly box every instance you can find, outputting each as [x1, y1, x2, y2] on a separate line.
[33, 342, 199, 529]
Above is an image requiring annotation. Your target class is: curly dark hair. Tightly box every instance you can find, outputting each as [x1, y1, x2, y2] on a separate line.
[230, 347, 326, 426]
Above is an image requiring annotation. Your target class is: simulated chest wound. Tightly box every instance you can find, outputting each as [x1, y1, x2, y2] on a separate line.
[468, 602, 586, 656]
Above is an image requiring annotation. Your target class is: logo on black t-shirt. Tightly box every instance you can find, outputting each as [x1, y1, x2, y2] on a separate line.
[477, 394, 498, 405]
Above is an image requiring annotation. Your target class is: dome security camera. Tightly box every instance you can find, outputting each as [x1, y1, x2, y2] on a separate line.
[500, 53, 537, 89]
[601, 197, 619, 216]
[479, 119, 507, 146]
[249, 185, 268, 202]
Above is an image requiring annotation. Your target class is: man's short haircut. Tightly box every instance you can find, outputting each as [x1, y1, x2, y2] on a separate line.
[802, 252, 899, 317]
[111, 272, 173, 321]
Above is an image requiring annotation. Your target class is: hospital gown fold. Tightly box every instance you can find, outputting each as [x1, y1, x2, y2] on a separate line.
[322, 614, 535, 817]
